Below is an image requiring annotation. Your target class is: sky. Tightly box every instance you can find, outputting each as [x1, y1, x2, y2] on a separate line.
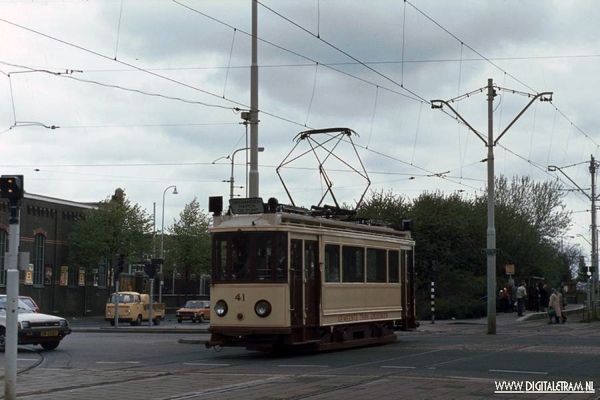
[1, 0, 599, 261]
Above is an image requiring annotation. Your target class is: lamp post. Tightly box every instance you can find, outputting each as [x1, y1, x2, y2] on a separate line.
[160, 185, 178, 303]
[228, 147, 264, 199]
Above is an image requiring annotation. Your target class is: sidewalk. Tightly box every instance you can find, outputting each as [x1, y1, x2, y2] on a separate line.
[417, 303, 588, 334]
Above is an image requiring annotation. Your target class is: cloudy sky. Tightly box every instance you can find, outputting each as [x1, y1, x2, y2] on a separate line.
[1, 0, 599, 257]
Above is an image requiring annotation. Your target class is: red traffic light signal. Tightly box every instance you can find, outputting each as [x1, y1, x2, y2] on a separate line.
[0, 175, 24, 200]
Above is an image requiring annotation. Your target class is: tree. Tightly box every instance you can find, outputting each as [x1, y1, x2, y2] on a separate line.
[69, 188, 153, 285]
[168, 197, 211, 298]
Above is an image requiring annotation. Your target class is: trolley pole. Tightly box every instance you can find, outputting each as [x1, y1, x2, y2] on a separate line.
[431, 79, 552, 334]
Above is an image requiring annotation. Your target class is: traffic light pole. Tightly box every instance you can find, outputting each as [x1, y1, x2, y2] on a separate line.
[5, 200, 21, 400]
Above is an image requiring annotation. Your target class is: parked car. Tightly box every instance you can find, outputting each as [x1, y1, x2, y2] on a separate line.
[176, 300, 211, 323]
[19, 296, 40, 313]
[0, 295, 71, 351]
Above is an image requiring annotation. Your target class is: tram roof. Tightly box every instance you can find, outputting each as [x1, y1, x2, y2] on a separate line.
[211, 208, 412, 240]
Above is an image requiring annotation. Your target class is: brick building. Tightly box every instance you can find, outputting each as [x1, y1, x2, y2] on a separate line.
[0, 193, 110, 316]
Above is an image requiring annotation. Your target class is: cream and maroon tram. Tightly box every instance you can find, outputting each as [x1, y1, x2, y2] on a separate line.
[205, 197, 416, 352]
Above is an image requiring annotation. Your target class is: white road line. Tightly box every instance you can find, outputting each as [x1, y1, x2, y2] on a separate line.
[17, 358, 38, 362]
[183, 363, 230, 367]
[278, 364, 329, 368]
[96, 361, 141, 364]
[381, 366, 416, 369]
[490, 369, 548, 375]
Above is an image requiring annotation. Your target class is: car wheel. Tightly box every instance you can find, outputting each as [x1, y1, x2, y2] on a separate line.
[199, 314, 205, 323]
[177, 318, 182, 323]
[153, 317, 161, 326]
[0, 327, 5, 352]
[110, 320, 115, 327]
[131, 315, 142, 326]
[41, 341, 60, 351]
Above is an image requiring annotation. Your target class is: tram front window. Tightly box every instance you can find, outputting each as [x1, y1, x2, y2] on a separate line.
[213, 231, 287, 282]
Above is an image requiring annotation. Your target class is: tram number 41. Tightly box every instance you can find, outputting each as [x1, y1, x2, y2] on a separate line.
[235, 293, 245, 301]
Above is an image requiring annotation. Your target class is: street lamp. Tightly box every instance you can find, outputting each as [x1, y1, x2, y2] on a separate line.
[160, 185, 178, 303]
[227, 147, 264, 199]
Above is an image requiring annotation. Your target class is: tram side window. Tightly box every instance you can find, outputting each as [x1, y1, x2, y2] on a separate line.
[324, 244, 340, 282]
[342, 246, 364, 283]
[388, 250, 400, 283]
[366, 248, 386, 283]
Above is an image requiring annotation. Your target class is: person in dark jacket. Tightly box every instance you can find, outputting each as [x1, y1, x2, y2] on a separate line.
[539, 283, 549, 312]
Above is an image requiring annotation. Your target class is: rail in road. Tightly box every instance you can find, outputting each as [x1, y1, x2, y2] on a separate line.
[1, 310, 599, 399]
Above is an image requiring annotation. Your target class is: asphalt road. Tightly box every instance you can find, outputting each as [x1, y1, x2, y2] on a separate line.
[1, 311, 599, 399]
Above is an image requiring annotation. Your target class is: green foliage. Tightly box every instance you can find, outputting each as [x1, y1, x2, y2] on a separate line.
[69, 188, 153, 271]
[167, 197, 211, 281]
[360, 175, 581, 320]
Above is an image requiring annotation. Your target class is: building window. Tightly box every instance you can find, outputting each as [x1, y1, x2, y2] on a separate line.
[0, 229, 6, 286]
[34, 233, 45, 285]
[68, 266, 79, 287]
[97, 258, 108, 288]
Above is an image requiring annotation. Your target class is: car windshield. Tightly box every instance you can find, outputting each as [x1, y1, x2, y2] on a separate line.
[108, 293, 137, 304]
[184, 301, 202, 308]
[0, 297, 35, 314]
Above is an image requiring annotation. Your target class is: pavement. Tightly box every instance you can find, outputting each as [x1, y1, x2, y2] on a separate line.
[66, 303, 589, 336]
[1, 304, 597, 400]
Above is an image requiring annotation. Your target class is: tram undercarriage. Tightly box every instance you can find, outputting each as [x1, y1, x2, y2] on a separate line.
[206, 321, 401, 352]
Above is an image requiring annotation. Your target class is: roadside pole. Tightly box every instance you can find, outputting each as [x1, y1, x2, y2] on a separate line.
[431, 81, 552, 334]
[1, 175, 24, 400]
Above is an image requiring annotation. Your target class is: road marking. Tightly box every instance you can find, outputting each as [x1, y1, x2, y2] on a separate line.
[490, 369, 548, 375]
[96, 361, 141, 364]
[184, 363, 230, 367]
[17, 358, 38, 362]
[381, 366, 416, 369]
[278, 364, 329, 368]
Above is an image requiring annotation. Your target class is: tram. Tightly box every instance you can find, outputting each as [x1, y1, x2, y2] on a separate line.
[205, 196, 417, 352]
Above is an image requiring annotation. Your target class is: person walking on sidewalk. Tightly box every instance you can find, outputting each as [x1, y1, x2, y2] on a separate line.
[548, 289, 563, 324]
[516, 281, 527, 317]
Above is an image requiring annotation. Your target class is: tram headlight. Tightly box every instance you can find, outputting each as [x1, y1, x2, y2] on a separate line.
[214, 300, 228, 317]
[254, 300, 272, 318]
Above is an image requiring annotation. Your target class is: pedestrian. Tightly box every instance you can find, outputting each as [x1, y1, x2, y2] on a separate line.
[548, 288, 562, 324]
[529, 283, 540, 312]
[539, 283, 548, 312]
[502, 287, 510, 313]
[516, 281, 527, 317]
[557, 289, 567, 323]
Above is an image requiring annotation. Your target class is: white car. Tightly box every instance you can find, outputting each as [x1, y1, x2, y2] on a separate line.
[0, 295, 71, 351]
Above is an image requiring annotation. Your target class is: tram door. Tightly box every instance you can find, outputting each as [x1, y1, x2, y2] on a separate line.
[290, 239, 320, 330]
[304, 240, 319, 327]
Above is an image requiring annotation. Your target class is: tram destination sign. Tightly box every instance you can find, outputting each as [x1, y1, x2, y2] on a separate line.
[230, 197, 264, 214]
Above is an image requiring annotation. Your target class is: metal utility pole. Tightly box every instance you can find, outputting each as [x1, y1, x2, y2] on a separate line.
[591, 157, 599, 319]
[432, 79, 552, 334]
[248, 0, 260, 198]
[549, 155, 599, 319]
[1, 175, 25, 400]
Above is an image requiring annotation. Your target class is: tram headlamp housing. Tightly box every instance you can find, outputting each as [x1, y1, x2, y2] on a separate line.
[215, 300, 228, 317]
[254, 300, 272, 318]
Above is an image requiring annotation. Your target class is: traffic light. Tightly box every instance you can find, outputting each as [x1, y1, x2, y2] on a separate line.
[0, 175, 24, 200]
[144, 263, 156, 279]
[115, 254, 125, 279]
